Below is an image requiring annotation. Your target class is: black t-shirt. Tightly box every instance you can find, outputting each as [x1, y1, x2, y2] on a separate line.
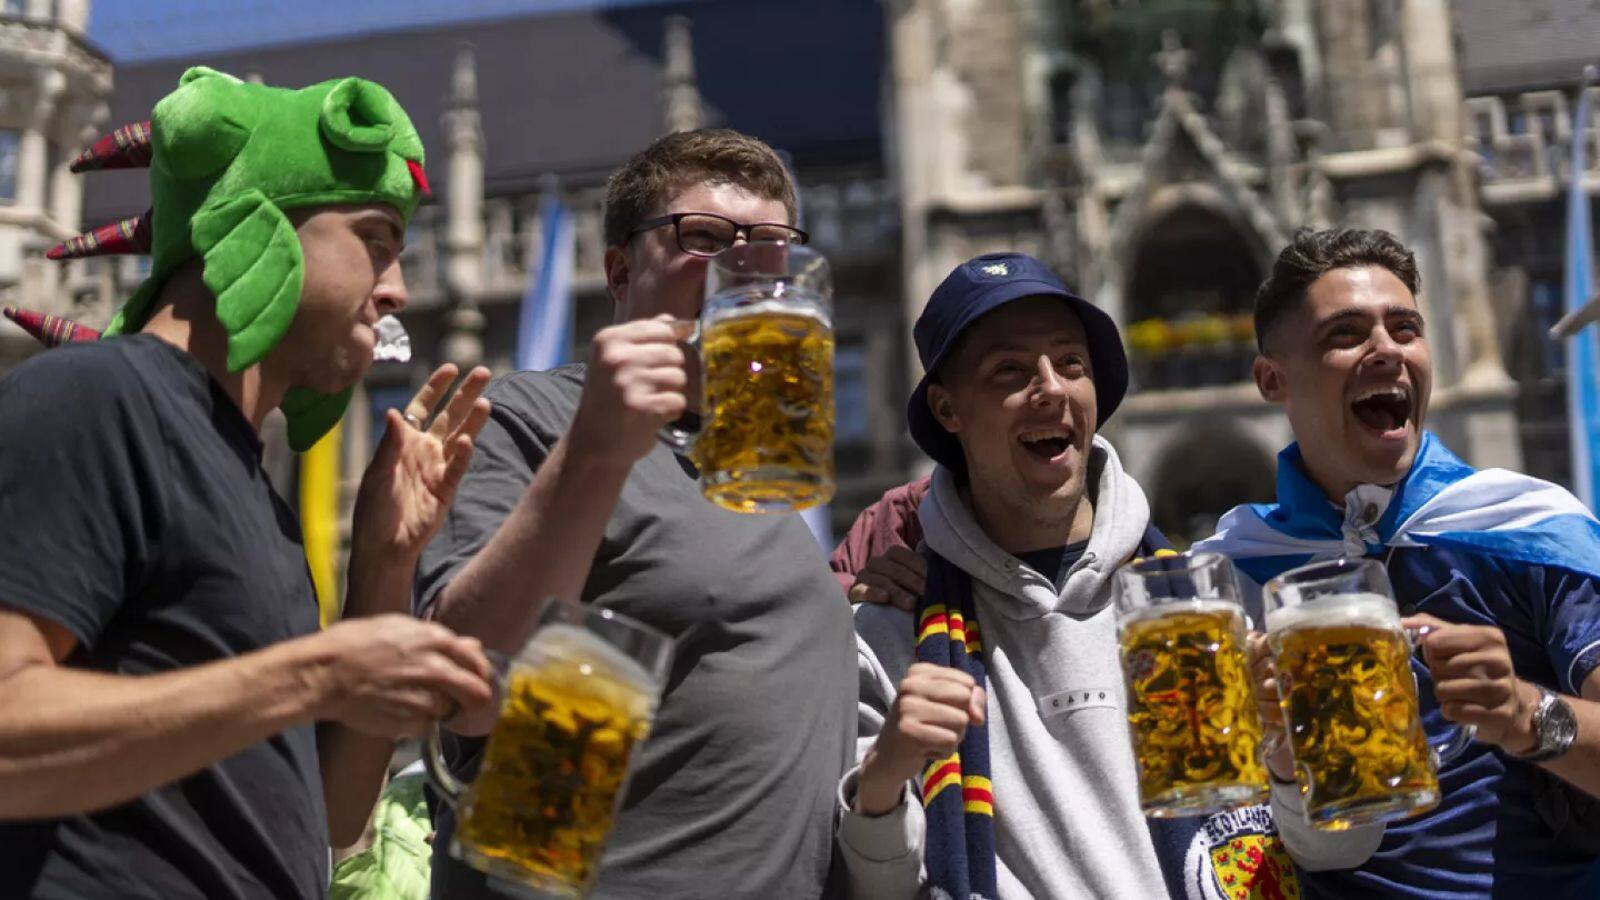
[0, 335, 328, 900]
[1013, 539, 1091, 591]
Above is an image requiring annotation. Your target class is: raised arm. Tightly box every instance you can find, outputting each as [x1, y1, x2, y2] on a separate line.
[428, 317, 690, 736]
[318, 364, 500, 845]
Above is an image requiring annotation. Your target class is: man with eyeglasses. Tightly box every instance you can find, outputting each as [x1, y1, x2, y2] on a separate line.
[415, 129, 854, 898]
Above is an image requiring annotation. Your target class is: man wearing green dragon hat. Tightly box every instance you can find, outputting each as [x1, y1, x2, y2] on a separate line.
[0, 68, 498, 899]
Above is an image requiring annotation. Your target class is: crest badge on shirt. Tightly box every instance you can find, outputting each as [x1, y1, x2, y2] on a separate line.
[1183, 804, 1302, 900]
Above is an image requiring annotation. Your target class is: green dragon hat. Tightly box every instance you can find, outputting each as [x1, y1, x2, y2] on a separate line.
[59, 66, 429, 450]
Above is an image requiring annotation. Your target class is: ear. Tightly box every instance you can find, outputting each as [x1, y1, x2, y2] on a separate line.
[926, 381, 962, 435]
[1253, 354, 1287, 404]
[604, 246, 630, 317]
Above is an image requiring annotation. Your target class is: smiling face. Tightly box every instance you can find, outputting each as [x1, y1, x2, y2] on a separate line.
[926, 297, 1097, 547]
[1253, 265, 1433, 499]
[280, 203, 408, 393]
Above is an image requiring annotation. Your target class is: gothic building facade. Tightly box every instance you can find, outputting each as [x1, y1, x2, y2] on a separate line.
[888, 0, 1594, 543]
[8, 0, 1598, 557]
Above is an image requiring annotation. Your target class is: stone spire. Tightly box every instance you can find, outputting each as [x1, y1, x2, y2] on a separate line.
[443, 41, 485, 367]
[662, 16, 702, 133]
[1153, 29, 1193, 94]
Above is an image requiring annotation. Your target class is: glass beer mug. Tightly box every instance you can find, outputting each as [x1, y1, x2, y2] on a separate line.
[660, 241, 835, 514]
[424, 602, 674, 897]
[1263, 558, 1474, 831]
[1116, 552, 1269, 816]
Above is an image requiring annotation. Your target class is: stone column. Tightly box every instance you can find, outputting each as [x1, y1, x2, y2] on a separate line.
[17, 70, 62, 214]
[661, 16, 702, 133]
[888, 0, 943, 391]
[54, 0, 88, 33]
[442, 43, 485, 368]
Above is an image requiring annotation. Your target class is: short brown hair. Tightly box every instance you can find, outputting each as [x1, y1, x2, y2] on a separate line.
[602, 129, 798, 249]
[1254, 227, 1421, 352]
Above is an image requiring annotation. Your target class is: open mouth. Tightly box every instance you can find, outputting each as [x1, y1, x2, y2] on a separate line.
[1018, 426, 1074, 461]
[1349, 384, 1412, 436]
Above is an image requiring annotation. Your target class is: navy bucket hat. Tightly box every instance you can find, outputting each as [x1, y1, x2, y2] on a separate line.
[907, 252, 1129, 474]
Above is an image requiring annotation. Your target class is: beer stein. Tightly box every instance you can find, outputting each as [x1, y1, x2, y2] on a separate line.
[424, 602, 673, 897]
[659, 241, 835, 514]
[1116, 552, 1270, 816]
[1263, 558, 1475, 831]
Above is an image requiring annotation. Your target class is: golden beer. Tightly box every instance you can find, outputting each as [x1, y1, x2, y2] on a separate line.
[695, 305, 834, 514]
[453, 626, 657, 895]
[1121, 602, 1268, 815]
[1269, 595, 1438, 830]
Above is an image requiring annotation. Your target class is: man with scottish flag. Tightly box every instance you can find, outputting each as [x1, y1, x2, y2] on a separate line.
[836, 253, 1370, 899]
[1194, 227, 1600, 898]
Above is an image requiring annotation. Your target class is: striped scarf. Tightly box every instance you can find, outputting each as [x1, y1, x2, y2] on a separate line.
[916, 548, 997, 900]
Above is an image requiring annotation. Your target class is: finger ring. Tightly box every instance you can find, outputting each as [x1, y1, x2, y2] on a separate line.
[402, 413, 423, 429]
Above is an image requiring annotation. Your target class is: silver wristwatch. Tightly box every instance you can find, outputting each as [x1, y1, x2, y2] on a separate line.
[1513, 686, 1578, 764]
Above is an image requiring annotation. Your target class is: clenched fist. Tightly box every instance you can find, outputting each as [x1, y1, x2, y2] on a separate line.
[568, 315, 694, 467]
[855, 662, 986, 816]
[1406, 613, 1540, 754]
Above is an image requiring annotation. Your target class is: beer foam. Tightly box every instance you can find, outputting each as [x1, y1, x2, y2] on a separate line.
[705, 292, 829, 326]
[1120, 598, 1243, 627]
[1265, 592, 1399, 634]
[528, 622, 660, 694]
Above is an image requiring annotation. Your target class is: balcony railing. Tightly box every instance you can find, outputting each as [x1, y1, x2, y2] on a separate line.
[1467, 88, 1600, 201]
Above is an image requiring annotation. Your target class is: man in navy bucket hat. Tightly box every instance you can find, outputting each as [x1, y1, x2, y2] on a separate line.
[830, 252, 1371, 898]
[906, 253, 1128, 476]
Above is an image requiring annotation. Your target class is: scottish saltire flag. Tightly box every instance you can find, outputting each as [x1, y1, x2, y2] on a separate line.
[515, 188, 576, 372]
[1564, 71, 1600, 508]
[1192, 432, 1600, 589]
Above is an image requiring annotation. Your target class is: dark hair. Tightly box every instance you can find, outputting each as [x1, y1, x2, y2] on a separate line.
[602, 128, 798, 249]
[1253, 227, 1421, 352]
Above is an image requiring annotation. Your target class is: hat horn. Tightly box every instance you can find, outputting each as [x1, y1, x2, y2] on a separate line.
[68, 120, 153, 173]
[46, 211, 153, 260]
[2, 306, 101, 346]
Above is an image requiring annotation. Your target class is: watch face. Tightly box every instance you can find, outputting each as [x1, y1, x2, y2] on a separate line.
[1546, 697, 1580, 747]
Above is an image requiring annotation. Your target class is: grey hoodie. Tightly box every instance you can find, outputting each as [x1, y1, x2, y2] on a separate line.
[835, 437, 1380, 899]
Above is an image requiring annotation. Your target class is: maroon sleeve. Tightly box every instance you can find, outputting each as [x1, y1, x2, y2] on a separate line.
[828, 475, 932, 594]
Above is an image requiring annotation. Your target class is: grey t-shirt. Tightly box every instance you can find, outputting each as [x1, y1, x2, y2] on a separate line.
[417, 365, 855, 899]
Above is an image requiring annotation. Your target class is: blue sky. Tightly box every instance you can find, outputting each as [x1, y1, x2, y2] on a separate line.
[88, 0, 696, 62]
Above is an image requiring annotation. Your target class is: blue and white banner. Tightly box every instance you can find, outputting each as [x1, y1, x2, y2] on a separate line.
[1564, 72, 1600, 508]
[801, 503, 833, 553]
[515, 188, 576, 372]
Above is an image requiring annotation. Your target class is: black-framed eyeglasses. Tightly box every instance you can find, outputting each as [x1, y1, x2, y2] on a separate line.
[627, 212, 809, 257]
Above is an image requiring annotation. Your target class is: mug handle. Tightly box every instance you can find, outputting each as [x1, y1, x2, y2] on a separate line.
[422, 724, 466, 807]
[1404, 624, 1478, 764]
[421, 649, 512, 807]
[657, 318, 702, 452]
